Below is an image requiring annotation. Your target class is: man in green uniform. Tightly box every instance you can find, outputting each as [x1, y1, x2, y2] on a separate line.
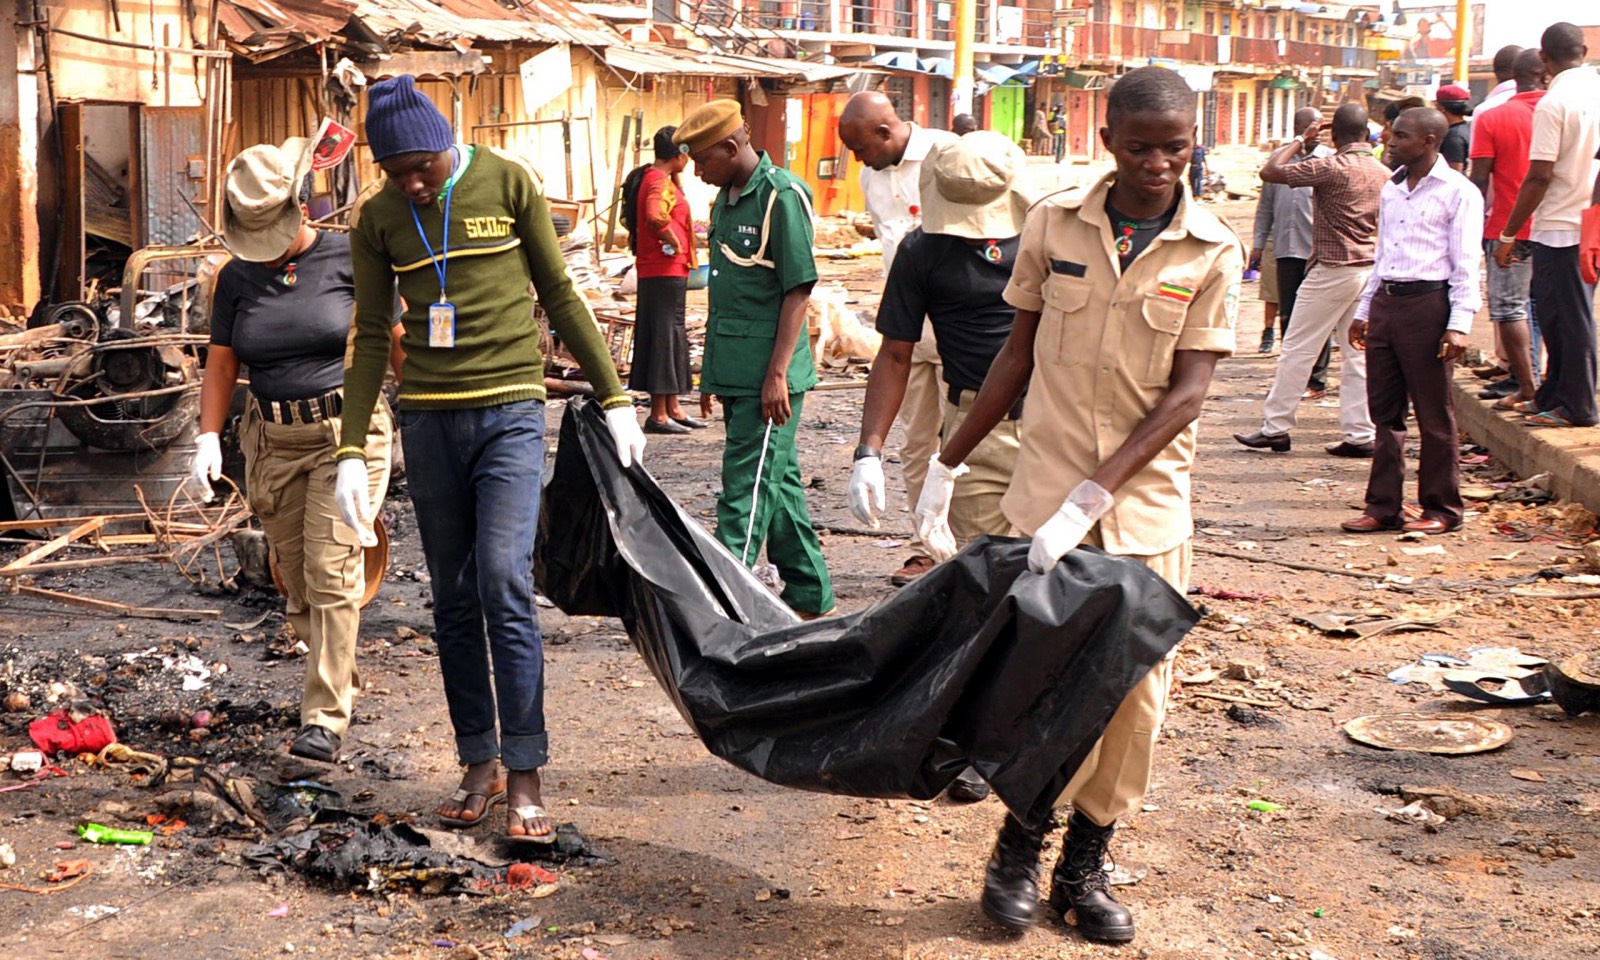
[674, 101, 834, 618]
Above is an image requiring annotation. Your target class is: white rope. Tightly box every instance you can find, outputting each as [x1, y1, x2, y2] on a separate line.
[740, 418, 774, 566]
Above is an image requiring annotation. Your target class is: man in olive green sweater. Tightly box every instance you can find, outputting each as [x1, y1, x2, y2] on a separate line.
[335, 76, 645, 845]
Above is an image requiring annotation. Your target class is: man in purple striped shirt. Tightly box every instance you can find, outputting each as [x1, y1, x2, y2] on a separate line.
[1343, 109, 1484, 536]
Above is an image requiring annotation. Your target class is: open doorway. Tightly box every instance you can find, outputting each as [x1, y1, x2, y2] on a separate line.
[53, 102, 206, 306]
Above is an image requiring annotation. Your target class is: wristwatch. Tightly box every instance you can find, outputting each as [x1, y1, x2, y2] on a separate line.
[1497, 233, 1518, 245]
[853, 444, 881, 461]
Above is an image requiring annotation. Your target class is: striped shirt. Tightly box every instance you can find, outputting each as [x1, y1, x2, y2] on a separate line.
[1353, 159, 1484, 333]
[1280, 143, 1389, 267]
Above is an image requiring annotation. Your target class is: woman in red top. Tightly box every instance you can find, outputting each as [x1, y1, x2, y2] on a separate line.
[630, 126, 705, 433]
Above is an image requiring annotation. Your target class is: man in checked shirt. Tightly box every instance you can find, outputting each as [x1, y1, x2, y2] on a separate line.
[1235, 103, 1388, 458]
[1343, 109, 1483, 535]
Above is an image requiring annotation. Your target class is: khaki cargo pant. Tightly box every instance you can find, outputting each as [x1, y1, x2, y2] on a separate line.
[1059, 532, 1189, 827]
[940, 393, 1021, 546]
[241, 399, 392, 735]
[1007, 523, 1191, 827]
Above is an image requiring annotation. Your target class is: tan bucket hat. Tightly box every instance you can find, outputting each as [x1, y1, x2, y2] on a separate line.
[220, 137, 314, 262]
[918, 131, 1035, 240]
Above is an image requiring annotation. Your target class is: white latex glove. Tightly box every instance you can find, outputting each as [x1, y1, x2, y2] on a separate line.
[1028, 480, 1114, 574]
[334, 458, 378, 547]
[189, 431, 223, 503]
[605, 405, 647, 468]
[913, 454, 969, 563]
[847, 456, 886, 528]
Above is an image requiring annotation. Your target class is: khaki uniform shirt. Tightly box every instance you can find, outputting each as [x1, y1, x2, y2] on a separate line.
[702, 152, 820, 397]
[1001, 174, 1243, 556]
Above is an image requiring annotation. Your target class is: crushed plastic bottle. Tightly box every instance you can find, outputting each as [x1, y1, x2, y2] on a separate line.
[77, 822, 153, 845]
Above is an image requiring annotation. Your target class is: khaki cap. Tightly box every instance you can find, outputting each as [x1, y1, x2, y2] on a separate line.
[220, 137, 314, 263]
[673, 100, 744, 156]
[918, 131, 1035, 240]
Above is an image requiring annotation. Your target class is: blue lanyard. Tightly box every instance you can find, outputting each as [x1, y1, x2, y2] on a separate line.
[408, 148, 458, 303]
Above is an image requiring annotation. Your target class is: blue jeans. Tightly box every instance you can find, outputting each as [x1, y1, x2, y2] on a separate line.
[399, 400, 549, 770]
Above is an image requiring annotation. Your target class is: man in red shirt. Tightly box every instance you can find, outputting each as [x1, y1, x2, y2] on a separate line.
[1470, 48, 1548, 408]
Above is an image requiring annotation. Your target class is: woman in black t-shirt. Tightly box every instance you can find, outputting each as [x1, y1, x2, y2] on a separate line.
[191, 139, 401, 765]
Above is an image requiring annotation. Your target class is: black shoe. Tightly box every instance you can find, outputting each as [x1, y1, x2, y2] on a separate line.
[1478, 378, 1519, 399]
[1258, 333, 1275, 353]
[290, 725, 341, 763]
[644, 418, 691, 435]
[672, 415, 710, 429]
[981, 814, 1047, 933]
[1048, 811, 1135, 944]
[1325, 440, 1375, 458]
[947, 767, 991, 803]
[1234, 430, 1291, 453]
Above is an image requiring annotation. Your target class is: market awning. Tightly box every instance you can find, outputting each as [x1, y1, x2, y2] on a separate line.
[975, 60, 1040, 86]
[867, 51, 922, 72]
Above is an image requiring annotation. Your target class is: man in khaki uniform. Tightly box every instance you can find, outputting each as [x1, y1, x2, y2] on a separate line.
[917, 66, 1241, 945]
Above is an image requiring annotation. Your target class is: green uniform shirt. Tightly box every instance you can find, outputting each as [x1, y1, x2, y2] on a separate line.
[701, 152, 820, 397]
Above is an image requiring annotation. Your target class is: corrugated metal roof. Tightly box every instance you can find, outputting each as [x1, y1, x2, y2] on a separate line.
[604, 43, 868, 83]
[221, 0, 616, 55]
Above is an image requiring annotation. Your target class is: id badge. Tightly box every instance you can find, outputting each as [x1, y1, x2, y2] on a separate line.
[428, 302, 456, 348]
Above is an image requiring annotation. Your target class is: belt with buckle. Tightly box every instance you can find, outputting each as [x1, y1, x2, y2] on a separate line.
[947, 385, 1025, 421]
[1380, 279, 1448, 298]
[256, 389, 343, 425]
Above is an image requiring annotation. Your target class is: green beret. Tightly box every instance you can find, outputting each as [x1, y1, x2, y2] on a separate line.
[673, 100, 744, 155]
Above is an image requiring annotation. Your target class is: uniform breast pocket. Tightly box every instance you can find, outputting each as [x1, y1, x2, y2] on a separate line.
[1138, 295, 1189, 385]
[1037, 276, 1093, 367]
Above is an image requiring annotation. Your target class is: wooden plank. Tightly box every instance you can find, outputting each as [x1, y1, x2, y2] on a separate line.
[14, 585, 221, 622]
[0, 513, 144, 533]
[0, 517, 107, 574]
[0, 553, 167, 575]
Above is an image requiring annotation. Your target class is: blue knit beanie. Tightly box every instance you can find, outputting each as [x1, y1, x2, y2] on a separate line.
[365, 75, 454, 161]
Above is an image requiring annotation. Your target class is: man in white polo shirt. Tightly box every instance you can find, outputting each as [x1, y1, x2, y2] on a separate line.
[839, 92, 959, 584]
[1495, 22, 1600, 428]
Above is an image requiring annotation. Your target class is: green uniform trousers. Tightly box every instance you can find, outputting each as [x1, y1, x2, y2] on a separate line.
[714, 393, 835, 615]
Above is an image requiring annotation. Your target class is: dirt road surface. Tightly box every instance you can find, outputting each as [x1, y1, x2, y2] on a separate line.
[3, 200, 1598, 960]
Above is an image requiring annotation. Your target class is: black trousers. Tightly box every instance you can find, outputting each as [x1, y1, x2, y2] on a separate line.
[628, 275, 692, 395]
[1530, 243, 1598, 425]
[1277, 256, 1332, 391]
[1363, 289, 1462, 526]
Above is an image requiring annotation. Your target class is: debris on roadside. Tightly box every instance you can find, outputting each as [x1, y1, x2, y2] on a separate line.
[1188, 585, 1278, 602]
[1296, 604, 1456, 640]
[1343, 713, 1514, 755]
[241, 814, 607, 896]
[1545, 655, 1600, 716]
[1398, 785, 1492, 819]
[1387, 647, 1547, 698]
[1378, 800, 1448, 830]
[77, 822, 153, 845]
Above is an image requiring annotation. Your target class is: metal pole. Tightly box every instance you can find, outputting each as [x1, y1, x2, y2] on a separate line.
[1454, 0, 1470, 84]
[953, 0, 976, 124]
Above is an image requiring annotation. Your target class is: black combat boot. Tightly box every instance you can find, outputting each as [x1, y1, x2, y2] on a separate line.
[1047, 811, 1135, 943]
[980, 813, 1047, 932]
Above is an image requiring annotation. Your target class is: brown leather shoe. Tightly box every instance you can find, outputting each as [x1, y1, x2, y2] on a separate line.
[1341, 514, 1402, 533]
[890, 555, 936, 586]
[1402, 518, 1460, 535]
